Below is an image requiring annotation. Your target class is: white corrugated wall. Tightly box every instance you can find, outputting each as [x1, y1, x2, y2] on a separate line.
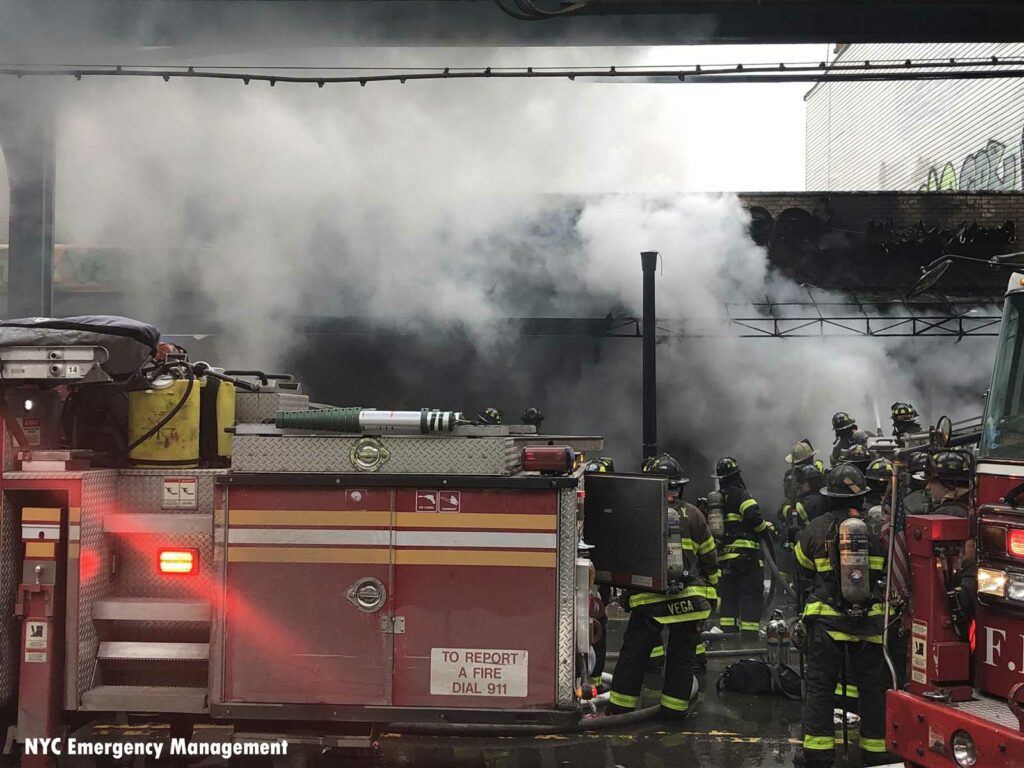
[806, 43, 1024, 191]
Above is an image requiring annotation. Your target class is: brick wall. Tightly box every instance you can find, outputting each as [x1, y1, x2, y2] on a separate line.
[737, 191, 1024, 230]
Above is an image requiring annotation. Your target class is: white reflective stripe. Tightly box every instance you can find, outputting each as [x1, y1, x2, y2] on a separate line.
[228, 529, 390, 546]
[68, 525, 80, 541]
[22, 525, 60, 541]
[632, 575, 654, 588]
[227, 529, 558, 549]
[977, 463, 1024, 477]
[396, 531, 556, 549]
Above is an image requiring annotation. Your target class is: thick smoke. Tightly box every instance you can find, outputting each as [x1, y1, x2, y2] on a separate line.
[0, 45, 997, 512]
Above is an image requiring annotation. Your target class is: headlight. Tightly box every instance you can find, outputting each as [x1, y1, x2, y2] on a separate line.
[951, 730, 976, 767]
[1009, 573, 1024, 602]
[978, 567, 1007, 598]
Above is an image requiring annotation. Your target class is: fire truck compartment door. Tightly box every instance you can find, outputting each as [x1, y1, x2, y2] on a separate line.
[221, 486, 392, 705]
[583, 474, 667, 590]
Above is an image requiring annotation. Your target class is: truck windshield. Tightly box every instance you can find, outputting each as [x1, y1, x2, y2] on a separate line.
[983, 293, 1024, 458]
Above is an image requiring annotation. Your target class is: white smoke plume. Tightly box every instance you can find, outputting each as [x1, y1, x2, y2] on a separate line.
[0, 43, 997, 511]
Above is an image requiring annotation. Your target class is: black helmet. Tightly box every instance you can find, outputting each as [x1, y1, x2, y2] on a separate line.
[521, 407, 545, 429]
[926, 451, 971, 484]
[798, 463, 823, 483]
[820, 463, 870, 498]
[479, 407, 504, 425]
[714, 456, 741, 479]
[832, 411, 856, 432]
[866, 457, 893, 483]
[891, 402, 919, 423]
[850, 429, 871, 445]
[585, 456, 615, 474]
[643, 453, 689, 486]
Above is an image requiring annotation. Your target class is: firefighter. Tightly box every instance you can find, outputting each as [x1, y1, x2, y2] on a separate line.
[864, 457, 893, 536]
[782, 464, 827, 537]
[830, 411, 858, 466]
[923, 451, 971, 517]
[584, 456, 616, 689]
[904, 453, 933, 515]
[794, 464, 892, 767]
[607, 454, 720, 720]
[713, 456, 772, 637]
[891, 401, 923, 439]
[922, 451, 977, 627]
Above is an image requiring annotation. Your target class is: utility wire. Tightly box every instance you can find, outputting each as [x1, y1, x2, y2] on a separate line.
[2, 57, 1024, 88]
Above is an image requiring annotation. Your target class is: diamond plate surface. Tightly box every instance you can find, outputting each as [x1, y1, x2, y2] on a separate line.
[2, 430, 13, 472]
[0, 495, 18, 706]
[953, 694, 1019, 730]
[78, 471, 118, 702]
[235, 392, 309, 424]
[117, 470, 225, 514]
[112, 473, 218, 598]
[233, 434, 517, 475]
[556, 484, 579, 708]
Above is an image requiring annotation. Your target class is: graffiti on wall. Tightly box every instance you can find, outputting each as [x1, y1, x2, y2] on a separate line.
[919, 128, 1023, 192]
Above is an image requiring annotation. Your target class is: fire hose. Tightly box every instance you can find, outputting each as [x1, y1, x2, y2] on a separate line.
[386, 704, 662, 736]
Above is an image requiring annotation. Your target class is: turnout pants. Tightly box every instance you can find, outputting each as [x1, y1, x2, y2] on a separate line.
[800, 623, 893, 767]
[719, 557, 763, 633]
[608, 610, 700, 719]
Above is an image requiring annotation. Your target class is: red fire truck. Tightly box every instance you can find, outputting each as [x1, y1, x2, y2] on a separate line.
[886, 272, 1024, 767]
[0, 315, 693, 764]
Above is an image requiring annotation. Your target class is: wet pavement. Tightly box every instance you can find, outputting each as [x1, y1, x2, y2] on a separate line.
[376, 615, 877, 768]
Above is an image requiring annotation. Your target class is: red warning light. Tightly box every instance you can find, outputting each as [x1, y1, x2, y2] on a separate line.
[158, 548, 198, 575]
[522, 446, 574, 473]
[1009, 529, 1024, 558]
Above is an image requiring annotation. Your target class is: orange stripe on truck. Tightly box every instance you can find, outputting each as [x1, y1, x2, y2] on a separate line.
[22, 507, 61, 523]
[229, 510, 557, 532]
[226, 546, 556, 568]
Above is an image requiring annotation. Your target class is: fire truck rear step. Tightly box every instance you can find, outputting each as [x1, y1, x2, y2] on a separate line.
[97, 641, 210, 661]
[951, 694, 1020, 730]
[80, 685, 208, 713]
[93, 597, 211, 623]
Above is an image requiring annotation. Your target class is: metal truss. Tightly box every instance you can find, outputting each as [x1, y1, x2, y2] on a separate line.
[515, 294, 1004, 339]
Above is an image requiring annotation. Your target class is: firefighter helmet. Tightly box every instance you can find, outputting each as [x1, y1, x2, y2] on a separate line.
[642, 453, 689, 486]
[832, 411, 857, 432]
[713, 456, 741, 479]
[521, 407, 545, 428]
[785, 440, 816, 465]
[927, 451, 972, 484]
[866, 457, 893, 483]
[584, 456, 615, 474]
[479, 407, 504, 425]
[891, 402, 919, 423]
[798, 463, 823, 483]
[850, 429, 871, 445]
[820, 463, 869, 498]
[840, 443, 870, 466]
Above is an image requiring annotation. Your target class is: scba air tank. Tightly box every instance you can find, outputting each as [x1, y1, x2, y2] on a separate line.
[705, 490, 725, 538]
[838, 517, 872, 605]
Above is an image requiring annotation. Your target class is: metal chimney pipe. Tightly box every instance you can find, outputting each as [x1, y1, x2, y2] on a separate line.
[641, 251, 658, 461]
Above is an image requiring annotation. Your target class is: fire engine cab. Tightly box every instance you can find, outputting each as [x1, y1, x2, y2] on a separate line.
[887, 274, 1024, 767]
[0, 314, 682, 763]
